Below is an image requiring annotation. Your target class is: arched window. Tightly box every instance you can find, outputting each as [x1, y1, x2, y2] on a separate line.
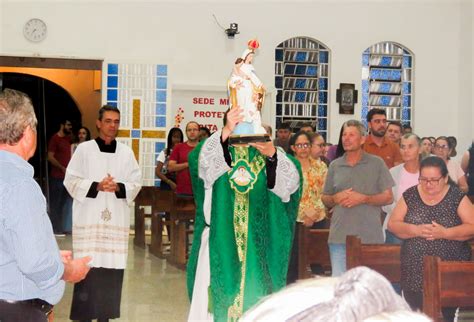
[275, 37, 330, 139]
[361, 42, 414, 128]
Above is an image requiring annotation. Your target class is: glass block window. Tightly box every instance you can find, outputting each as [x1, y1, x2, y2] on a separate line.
[275, 37, 330, 139]
[140, 140, 158, 186]
[361, 42, 414, 128]
[105, 63, 168, 187]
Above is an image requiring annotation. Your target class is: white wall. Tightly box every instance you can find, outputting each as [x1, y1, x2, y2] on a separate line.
[458, 0, 473, 154]
[1, 0, 472, 152]
[0, 0, 3, 58]
[471, 0, 474, 147]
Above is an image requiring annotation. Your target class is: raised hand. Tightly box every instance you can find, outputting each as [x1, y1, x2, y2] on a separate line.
[222, 107, 244, 141]
[249, 141, 276, 158]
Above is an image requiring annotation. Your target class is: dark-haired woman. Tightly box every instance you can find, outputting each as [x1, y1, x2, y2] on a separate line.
[155, 127, 183, 190]
[433, 136, 468, 192]
[388, 156, 474, 319]
[287, 131, 327, 283]
[420, 137, 432, 159]
[71, 126, 91, 154]
[310, 132, 330, 166]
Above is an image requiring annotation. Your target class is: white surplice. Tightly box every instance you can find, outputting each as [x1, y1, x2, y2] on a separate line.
[64, 140, 141, 269]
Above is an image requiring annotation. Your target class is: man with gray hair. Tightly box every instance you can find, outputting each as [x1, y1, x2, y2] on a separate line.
[0, 89, 91, 322]
[321, 120, 394, 276]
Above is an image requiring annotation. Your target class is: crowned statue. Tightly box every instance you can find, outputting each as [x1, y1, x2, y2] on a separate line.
[186, 40, 301, 322]
[228, 39, 270, 144]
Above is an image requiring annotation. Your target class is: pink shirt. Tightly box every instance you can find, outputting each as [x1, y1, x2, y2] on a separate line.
[396, 167, 419, 201]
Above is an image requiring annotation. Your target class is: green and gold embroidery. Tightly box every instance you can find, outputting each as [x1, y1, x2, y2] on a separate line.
[228, 159, 256, 194]
[228, 147, 266, 321]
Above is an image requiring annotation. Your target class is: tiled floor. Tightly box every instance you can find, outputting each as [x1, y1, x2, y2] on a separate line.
[52, 236, 474, 322]
[55, 236, 190, 322]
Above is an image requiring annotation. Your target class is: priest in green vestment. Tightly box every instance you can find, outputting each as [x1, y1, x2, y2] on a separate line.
[187, 107, 302, 322]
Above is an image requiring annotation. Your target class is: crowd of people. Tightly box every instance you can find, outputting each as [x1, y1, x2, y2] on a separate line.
[1, 85, 473, 322]
[158, 107, 473, 321]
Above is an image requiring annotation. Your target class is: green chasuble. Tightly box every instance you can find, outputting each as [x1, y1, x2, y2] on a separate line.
[187, 143, 302, 322]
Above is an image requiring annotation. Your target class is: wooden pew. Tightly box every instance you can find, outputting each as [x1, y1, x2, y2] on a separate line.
[346, 235, 401, 283]
[166, 195, 196, 269]
[423, 256, 474, 322]
[133, 186, 158, 248]
[149, 189, 175, 258]
[298, 228, 331, 279]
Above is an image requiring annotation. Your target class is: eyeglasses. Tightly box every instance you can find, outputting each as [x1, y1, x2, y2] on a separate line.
[418, 176, 444, 185]
[313, 143, 325, 148]
[434, 144, 449, 150]
[294, 143, 311, 149]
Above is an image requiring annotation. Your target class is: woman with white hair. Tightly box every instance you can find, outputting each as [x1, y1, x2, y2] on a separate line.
[241, 267, 430, 322]
[433, 136, 468, 192]
[383, 133, 422, 244]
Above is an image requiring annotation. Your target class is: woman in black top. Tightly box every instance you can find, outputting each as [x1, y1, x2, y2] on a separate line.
[388, 156, 474, 320]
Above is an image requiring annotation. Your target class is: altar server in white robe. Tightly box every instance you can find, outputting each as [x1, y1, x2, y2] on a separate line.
[64, 105, 142, 322]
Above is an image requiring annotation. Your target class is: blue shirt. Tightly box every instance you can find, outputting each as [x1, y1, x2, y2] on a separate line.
[0, 150, 65, 304]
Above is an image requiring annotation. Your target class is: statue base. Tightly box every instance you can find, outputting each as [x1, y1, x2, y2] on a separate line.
[229, 134, 271, 146]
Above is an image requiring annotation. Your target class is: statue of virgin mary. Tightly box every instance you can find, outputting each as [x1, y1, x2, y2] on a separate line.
[228, 39, 268, 138]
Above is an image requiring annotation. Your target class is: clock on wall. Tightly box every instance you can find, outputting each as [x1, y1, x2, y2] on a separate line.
[23, 18, 47, 42]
